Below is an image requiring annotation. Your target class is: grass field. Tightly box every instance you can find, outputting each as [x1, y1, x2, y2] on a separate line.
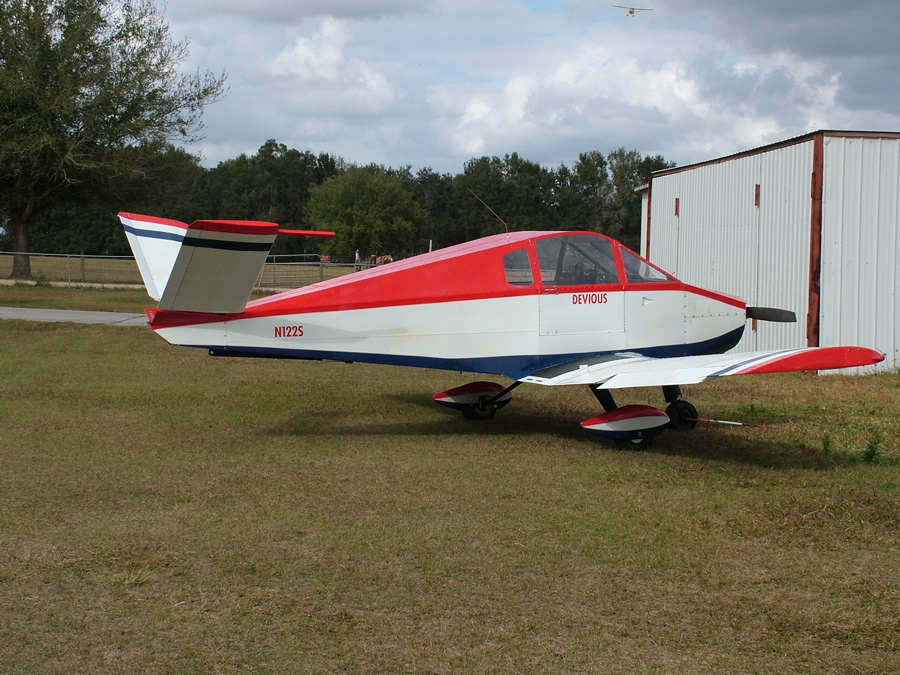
[0, 296, 898, 672]
[0, 284, 151, 312]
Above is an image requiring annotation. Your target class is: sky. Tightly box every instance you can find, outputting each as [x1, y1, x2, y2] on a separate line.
[164, 0, 900, 173]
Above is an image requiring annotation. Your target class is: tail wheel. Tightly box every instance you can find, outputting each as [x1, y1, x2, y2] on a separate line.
[666, 400, 698, 429]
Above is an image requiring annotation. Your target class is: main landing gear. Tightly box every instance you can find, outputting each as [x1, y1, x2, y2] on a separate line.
[581, 384, 698, 446]
[433, 380, 700, 446]
[432, 381, 521, 420]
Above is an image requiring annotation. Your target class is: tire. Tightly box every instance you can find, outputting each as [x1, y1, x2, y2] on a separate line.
[666, 400, 698, 429]
[461, 396, 497, 420]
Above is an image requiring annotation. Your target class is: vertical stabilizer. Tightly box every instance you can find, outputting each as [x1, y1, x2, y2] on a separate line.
[119, 212, 279, 314]
[120, 212, 187, 301]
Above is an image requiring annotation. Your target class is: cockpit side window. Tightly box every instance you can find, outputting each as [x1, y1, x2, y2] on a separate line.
[535, 234, 619, 286]
[503, 248, 533, 286]
[620, 247, 674, 283]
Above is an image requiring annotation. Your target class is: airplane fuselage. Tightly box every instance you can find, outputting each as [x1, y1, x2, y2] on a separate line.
[146, 231, 746, 380]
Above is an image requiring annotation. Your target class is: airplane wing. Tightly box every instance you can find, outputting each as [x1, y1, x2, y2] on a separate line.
[517, 347, 884, 388]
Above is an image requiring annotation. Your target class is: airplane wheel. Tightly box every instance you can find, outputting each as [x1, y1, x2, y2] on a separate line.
[461, 396, 497, 420]
[666, 400, 698, 429]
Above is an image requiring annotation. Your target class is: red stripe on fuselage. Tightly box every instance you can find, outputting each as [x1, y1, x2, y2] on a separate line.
[680, 284, 745, 309]
[146, 284, 739, 330]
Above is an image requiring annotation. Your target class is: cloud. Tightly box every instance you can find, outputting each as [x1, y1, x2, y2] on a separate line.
[167, 0, 900, 172]
[661, 0, 900, 116]
[166, 0, 428, 24]
[261, 18, 396, 115]
[427, 22, 863, 168]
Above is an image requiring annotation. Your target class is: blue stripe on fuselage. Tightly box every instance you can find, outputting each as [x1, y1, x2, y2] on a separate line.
[200, 326, 746, 380]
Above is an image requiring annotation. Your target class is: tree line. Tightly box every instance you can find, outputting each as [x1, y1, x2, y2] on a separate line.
[17, 140, 673, 262]
[0, 0, 673, 276]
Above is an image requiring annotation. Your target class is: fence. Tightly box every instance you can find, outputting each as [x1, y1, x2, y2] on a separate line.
[255, 255, 369, 290]
[0, 252, 143, 286]
[0, 252, 365, 290]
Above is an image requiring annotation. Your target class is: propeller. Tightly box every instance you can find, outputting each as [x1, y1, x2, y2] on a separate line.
[746, 306, 796, 323]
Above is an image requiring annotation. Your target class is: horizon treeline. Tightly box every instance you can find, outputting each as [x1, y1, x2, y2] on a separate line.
[13, 139, 674, 260]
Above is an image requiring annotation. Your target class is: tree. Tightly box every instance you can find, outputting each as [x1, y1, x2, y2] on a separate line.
[204, 140, 340, 255]
[554, 150, 610, 232]
[0, 0, 226, 277]
[308, 166, 425, 261]
[602, 148, 674, 248]
[27, 145, 211, 256]
[410, 167, 455, 251]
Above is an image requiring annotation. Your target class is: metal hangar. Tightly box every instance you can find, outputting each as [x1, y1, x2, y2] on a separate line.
[640, 130, 900, 372]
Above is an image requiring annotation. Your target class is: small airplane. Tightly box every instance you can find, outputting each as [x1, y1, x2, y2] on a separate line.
[612, 5, 653, 16]
[118, 212, 883, 445]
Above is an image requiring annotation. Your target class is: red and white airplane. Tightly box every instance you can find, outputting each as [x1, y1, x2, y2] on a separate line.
[119, 212, 883, 445]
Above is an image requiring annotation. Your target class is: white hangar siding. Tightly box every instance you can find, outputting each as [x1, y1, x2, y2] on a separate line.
[820, 135, 900, 370]
[642, 130, 900, 373]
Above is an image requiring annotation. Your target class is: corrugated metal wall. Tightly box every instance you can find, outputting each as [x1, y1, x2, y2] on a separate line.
[820, 136, 900, 371]
[646, 141, 813, 352]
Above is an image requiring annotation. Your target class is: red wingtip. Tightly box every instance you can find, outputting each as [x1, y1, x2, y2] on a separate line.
[740, 347, 884, 375]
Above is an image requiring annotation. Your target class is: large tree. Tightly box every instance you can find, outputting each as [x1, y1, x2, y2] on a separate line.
[0, 0, 225, 277]
[308, 165, 425, 261]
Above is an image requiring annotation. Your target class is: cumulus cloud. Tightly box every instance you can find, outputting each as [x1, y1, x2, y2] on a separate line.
[428, 24, 864, 168]
[262, 18, 396, 115]
[166, 0, 900, 171]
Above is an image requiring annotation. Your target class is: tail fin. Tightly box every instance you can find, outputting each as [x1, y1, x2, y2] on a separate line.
[119, 212, 280, 314]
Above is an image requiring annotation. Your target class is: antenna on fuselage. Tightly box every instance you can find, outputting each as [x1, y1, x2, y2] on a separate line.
[468, 188, 510, 239]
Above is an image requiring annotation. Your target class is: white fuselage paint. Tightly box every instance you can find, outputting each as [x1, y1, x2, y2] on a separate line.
[153, 289, 746, 371]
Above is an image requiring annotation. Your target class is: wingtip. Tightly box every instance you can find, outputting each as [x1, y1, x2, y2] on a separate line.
[738, 346, 885, 375]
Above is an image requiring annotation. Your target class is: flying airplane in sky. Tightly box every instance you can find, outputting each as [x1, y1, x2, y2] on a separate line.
[118, 213, 883, 445]
[612, 5, 653, 16]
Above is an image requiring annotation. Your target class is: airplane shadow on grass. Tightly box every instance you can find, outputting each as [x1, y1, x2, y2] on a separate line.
[260, 392, 855, 470]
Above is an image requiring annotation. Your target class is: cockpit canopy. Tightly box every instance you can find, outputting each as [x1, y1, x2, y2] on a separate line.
[250, 230, 680, 317]
[503, 233, 674, 288]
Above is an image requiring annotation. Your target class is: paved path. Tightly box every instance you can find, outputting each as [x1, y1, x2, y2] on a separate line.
[0, 307, 147, 326]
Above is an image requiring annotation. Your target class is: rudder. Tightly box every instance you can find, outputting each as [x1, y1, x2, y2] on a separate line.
[119, 212, 279, 314]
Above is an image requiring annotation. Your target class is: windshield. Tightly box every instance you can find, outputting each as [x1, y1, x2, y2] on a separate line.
[535, 234, 620, 286]
[620, 247, 674, 283]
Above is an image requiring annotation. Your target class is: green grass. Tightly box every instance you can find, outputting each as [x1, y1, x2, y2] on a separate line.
[0, 284, 152, 312]
[0, 284, 283, 313]
[0, 315, 898, 672]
